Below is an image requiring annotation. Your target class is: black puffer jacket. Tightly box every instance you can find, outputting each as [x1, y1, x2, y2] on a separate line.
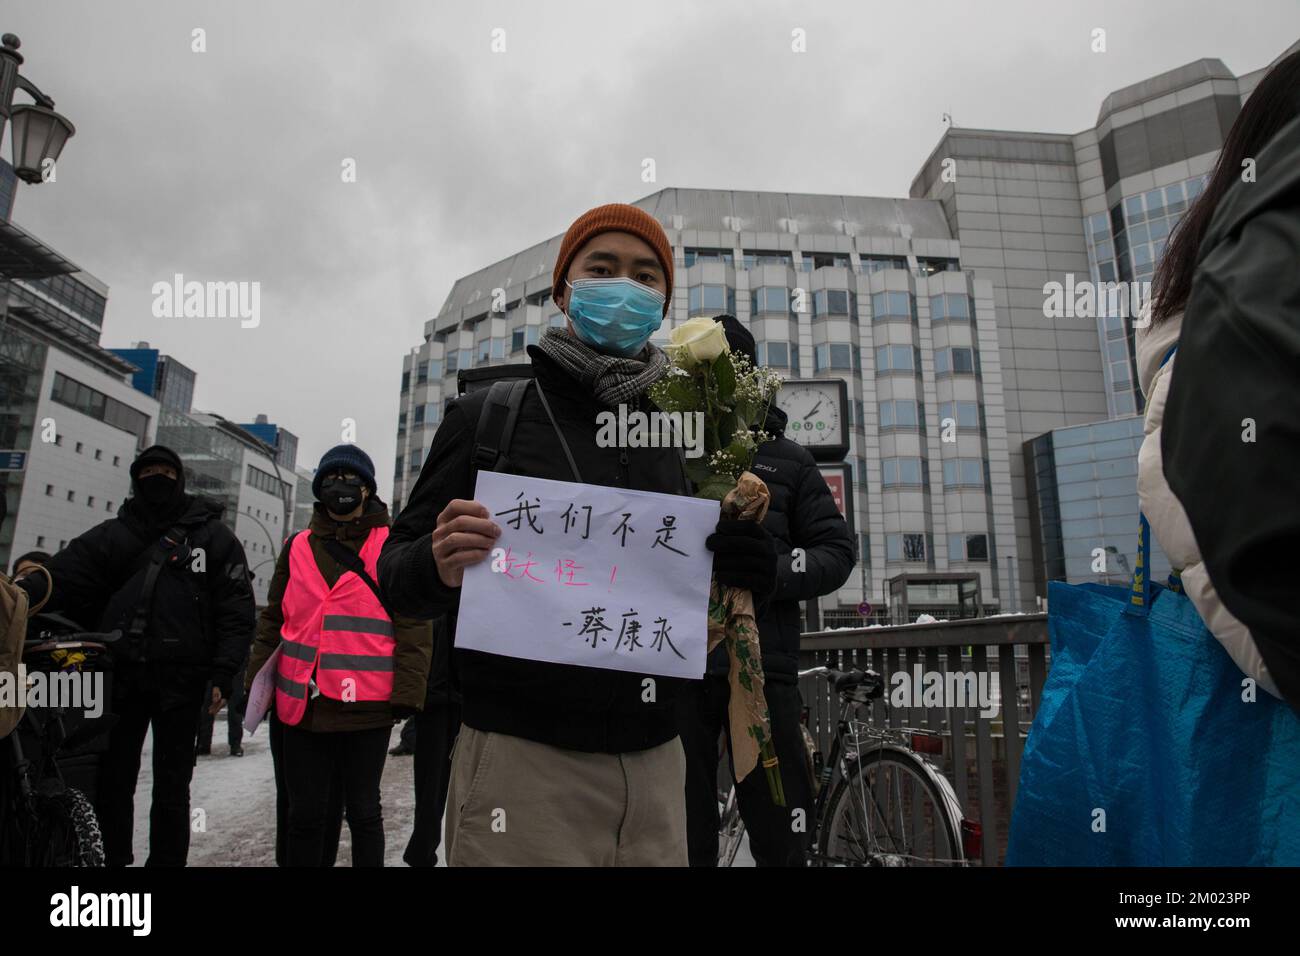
[1163, 112, 1300, 716]
[22, 493, 255, 705]
[378, 346, 693, 754]
[707, 405, 856, 681]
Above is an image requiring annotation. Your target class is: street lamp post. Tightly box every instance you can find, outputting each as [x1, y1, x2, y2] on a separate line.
[0, 33, 76, 183]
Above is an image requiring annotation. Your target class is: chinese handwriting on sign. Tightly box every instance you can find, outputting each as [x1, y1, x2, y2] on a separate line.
[563, 608, 683, 660]
[459, 471, 718, 679]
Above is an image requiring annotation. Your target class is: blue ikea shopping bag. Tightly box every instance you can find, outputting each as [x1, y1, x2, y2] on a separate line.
[1007, 518, 1300, 865]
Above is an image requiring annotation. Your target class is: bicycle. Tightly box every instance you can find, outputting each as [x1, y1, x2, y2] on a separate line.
[0, 615, 119, 867]
[717, 665, 980, 866]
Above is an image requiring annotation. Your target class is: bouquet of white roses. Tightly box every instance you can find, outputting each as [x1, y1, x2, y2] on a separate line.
[650, 317, 786, 802]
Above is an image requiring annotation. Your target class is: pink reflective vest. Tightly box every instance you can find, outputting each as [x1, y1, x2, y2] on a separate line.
[274, 526, 395, 726]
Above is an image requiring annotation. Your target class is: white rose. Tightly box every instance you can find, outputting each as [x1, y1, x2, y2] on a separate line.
[668, 316, 730, 367]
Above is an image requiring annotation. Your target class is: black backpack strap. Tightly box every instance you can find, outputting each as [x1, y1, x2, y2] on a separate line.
[319, 536, 394, 621]
[127, 523, 192, 641]
[472, 378, 532, 475]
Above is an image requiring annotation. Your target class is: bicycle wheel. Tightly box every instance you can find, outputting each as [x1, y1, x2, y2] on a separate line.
[30, 787, 105, 867]
[717, 785, 745, 867]
[817, 749, 962, 866]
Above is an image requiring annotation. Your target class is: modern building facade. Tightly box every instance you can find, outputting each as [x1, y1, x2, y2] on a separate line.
[1024, 415, 1172, 595]
[394, 190, 1019, 622]
[394, 39, 1298, 617]
[110, 344, 197, 415]
[1, 220, 158, 570]
[910, 38, 1298, 606]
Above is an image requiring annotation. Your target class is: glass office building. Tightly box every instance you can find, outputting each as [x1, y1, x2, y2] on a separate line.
[1025, 416, 1171, 592]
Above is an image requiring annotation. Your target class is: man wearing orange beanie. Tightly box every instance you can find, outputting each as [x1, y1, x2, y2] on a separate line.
[379, 202, 777, 866]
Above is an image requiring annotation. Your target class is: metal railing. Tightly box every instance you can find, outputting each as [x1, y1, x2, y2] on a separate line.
[796, 613, 1049, 866]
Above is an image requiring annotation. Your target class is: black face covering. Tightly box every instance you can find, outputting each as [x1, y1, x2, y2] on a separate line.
[136, 474, 180, 510]
[320, 477, 366, 517]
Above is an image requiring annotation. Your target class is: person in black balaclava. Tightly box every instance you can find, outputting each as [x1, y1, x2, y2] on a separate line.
[14, 444, 256, 866]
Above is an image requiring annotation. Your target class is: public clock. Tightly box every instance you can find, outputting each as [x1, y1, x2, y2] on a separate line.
[775, 379, 850, 461]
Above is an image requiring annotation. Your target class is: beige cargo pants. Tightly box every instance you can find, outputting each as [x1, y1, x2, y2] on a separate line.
[444, 725, 688, 866]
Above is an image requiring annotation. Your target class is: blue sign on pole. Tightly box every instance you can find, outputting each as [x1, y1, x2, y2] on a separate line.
[0, 450, 27, 471]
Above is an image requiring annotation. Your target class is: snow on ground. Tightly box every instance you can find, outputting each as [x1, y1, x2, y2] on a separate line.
[129, 725, 752, 867]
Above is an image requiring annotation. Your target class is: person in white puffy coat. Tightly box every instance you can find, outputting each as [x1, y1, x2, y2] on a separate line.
[1136, 315, 1280, 699]
[1139, 47, 1300, 711]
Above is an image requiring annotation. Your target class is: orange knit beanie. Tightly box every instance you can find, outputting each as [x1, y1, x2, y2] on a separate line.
[551, 203, 674, 314]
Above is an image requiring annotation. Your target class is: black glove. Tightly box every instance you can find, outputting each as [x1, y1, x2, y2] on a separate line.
[391, 703, 420, 721]
[707, 519, 777, 602]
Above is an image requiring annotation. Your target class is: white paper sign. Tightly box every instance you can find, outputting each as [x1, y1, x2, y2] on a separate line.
[242, 646, 281, 735]
[457, 471, 719, 679]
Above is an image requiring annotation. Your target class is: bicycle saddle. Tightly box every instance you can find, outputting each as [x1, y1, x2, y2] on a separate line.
[827, 668, 884, 699]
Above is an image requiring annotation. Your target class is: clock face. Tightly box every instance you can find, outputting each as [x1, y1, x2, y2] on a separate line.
[777, 382, 844, 449]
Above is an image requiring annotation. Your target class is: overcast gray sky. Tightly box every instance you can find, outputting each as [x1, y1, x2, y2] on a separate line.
[7, 0, 1298, 501]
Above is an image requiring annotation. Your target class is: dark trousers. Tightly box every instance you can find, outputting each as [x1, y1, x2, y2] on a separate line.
[95, 682, 208, 867]
[281, 723, 389, 867]
[269, 711, 343, 866]
[197, 664, 247, 752]
[402, 696, 461, 867]
[678, 674, 813, 867]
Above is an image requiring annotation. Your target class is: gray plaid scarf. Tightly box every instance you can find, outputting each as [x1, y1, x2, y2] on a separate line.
[536, 328, 668, 406]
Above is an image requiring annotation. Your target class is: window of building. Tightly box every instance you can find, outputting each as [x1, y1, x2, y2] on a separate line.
[804, 252, 851, 271]
[688, 285, 735, 314]
[247, 465, 290, 499]
[949, 533, 989, 562]
[858, 256, 908, 273]
[929, 293, 970, 322]
[511, 328, 526, 353]
[934, 347, 975, 375]
[756, 341, 799, 370]
[398, 411, 407, 434]
[942, 458, 985, 488]
[813, 343, 855, 372]
[917, 257, 960, 276]
[886, 533, 927, 562]
[59, 540, 67, 550]
[684, 247, 734, 267]
[742, 250, 792, 269]
[94, 448, 102, 460]
[75, 441, 83, 453]
[459, 349, 473, 371]
[106, 501, 113, 511]
[408, 447, 423, 472]
[113, 455, 120, 466]
[87, 496, 95, 508]
[879, 399, 919, 429]
[527, 325, 543, 345]
[66, 490, 75, 502]
[414, 405, 426, 427]
[751, 286, 788, 315]
[871, 291, 913, 323]
[37, 536, 45, 548]
[938, 401, 981, 430]
[875, 344, 917, 373]
[427, 358, 443, 379]
[55, 434, 62, 446]
[881, 457, 924, 487]
[45, 484, 53, 496]
[445, 350, 459, 374]
[401, 370, 411, 392]
[813, 289, 851, 318]
[416, 363, 428, 385]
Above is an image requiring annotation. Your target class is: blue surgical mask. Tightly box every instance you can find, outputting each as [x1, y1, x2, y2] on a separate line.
[564, 277, 666, 357]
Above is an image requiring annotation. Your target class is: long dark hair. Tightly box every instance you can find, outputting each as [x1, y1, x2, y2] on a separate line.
[1151, 49, 1300, 323]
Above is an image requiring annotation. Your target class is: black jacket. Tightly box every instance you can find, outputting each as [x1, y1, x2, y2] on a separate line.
[707, 406, 856, 681]
[24, 493, 256, 703]
[378, 346, 693, 753]
[1163, 112, 1300, 716]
